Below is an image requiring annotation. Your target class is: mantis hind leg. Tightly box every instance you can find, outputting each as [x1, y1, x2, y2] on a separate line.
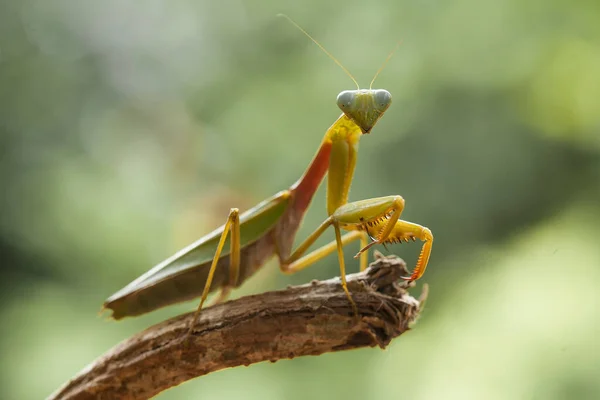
[187, 208, 240, 335]
[209, 287, 232, 307]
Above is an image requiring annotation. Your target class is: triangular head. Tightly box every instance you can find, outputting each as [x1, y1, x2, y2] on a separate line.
[336, 89, 392, 134]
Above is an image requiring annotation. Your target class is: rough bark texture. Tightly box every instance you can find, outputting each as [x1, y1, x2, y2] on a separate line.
[49, 253, 426, 400]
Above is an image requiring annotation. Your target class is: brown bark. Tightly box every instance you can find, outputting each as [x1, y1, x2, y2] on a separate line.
[49, 253, 426, 400]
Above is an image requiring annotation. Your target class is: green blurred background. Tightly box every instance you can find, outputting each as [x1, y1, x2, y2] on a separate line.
[1, 0, 599, 399]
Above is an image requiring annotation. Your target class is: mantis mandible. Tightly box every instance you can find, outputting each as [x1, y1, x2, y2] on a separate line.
[103, 16, 433, 330]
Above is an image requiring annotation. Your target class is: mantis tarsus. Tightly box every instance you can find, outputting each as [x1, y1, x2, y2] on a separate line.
[103, 16, 433, 331]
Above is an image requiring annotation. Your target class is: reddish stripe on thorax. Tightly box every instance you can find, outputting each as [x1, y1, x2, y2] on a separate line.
[290, 140, 332, 213]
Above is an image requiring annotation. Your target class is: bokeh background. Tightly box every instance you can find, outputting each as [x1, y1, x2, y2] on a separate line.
[1, 0, 599, 399]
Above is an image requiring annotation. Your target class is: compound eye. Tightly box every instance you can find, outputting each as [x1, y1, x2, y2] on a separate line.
[336, 90, 356, 110]
[373, 89, 392, 111]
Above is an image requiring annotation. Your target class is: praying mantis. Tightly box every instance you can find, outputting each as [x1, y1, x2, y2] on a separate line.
[103, 16, 433, 330]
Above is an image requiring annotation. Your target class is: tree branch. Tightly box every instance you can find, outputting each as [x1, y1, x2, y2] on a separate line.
[49, 253, 427, 400]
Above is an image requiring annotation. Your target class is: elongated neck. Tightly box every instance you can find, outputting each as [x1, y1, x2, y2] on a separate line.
[290, 138, 332, 213]
[325, 114, 362, 215]
[291, 114, 363, 215]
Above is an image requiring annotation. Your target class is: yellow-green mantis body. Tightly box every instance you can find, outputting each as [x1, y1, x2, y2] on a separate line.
[103, 18, 433, 329]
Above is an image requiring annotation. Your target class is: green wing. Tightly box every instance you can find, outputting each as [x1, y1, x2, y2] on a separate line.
[105, 191, 290, 306]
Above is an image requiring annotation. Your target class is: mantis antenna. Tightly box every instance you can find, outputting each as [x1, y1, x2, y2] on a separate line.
[277, 13, 360, 90]
[369, 41, 402, 89]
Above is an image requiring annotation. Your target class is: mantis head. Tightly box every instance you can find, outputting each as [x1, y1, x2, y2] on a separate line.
[277, 14, 398, 134]
[336, 89, 392, 134]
